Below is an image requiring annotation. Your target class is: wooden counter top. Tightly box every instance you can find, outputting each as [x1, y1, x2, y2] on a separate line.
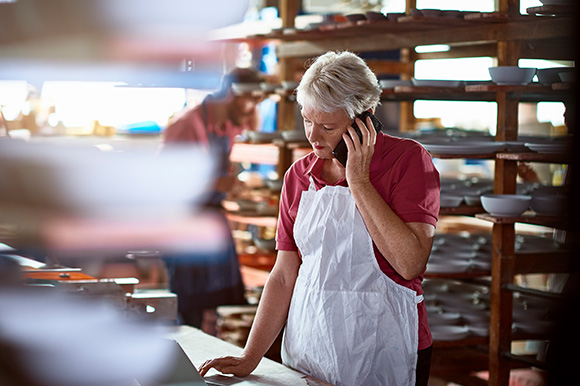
[169, 326, 333, 386]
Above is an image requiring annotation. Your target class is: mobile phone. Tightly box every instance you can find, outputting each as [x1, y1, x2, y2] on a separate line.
[332, 110, 383, 167]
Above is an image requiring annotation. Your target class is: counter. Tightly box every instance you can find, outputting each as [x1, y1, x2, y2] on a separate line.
[169, 326, 333, 386]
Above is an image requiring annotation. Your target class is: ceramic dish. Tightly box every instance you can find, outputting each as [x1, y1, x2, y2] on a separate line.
[247, 131, 283, 143]
[365, 11, 387, 21]
[540, 0, 573, 4]
[463, 194, 481, 206]
[425, 260, 472, 273]
[489, 66, 537, 85]
[281, 130, 308, 142]
[423, 142, 504, 155]
[530, 194, 567, 216]
[281, 81, 299, 90]
[467, 324, 489, 337]
[379, 79, 412, 89]
[481, 194, 531, 217]
[427, 312, 462, 325]
[536, 67, 574, 84]
[440, 194, 464, 208]
[430, 325, 470, 341]
[525, 142, 570, 154]
[411, 79, 463, 87]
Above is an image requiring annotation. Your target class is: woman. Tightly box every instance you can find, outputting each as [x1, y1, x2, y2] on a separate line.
[199, 51, 440, 386]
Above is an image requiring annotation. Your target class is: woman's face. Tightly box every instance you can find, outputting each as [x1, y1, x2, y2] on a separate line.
[302, 106, 352, 159]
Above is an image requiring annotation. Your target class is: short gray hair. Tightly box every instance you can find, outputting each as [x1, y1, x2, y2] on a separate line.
[296, 51, 381, 119]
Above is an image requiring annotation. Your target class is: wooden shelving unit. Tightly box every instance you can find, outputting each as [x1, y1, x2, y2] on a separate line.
[217, 0, 575, 384]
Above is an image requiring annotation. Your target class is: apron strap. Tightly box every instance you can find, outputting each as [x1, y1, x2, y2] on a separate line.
[308, 176, 317, 192]
[416, 294, 424, 304]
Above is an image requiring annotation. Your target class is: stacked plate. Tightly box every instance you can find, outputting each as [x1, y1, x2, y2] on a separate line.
[525, 142, 570, 154]
[411, 79, 464, 87]
[424, 278, 491, 340]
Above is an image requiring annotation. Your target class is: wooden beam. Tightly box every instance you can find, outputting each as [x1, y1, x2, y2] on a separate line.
[365, 59, 413, 75]
[276, 17, 573, 58]
[488, 223, 516, 386]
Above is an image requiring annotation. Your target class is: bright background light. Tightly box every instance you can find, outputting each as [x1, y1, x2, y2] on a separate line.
[40, 82, 187, 128]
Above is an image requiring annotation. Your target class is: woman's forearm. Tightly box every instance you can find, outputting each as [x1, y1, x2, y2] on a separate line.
[349, 181, 434, 280]
[242, 250, 300, 365]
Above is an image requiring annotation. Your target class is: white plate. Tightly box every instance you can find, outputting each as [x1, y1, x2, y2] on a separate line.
[431, 325, 470, 341]
[423, 142, 504, 154]
[440, 194, 464, 208]
[467, 324, 489, 337]
[380, 79, 413, 89]
[427, 312, 462, 325]
[540, 0, 572, 4]
[426, 260, 471, 273]
[525, 143, 569, 154]
[412, 79, 464, 87]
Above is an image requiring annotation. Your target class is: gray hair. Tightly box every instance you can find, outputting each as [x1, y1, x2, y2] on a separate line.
[296, 51, 381, 119]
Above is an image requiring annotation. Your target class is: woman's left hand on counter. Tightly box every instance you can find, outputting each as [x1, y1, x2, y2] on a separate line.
[199, 354, 259, 378]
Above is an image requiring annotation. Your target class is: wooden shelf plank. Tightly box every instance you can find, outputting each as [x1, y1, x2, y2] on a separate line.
[475, 213, 569, 229]
[496, 151, 570, 164]
[440, 205, 485, 216]
[276, 16, 574, 58]
[514, 250, 573, 274]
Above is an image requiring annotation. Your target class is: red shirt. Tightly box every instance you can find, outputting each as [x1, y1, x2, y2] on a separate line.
[276, 132, 440, 350]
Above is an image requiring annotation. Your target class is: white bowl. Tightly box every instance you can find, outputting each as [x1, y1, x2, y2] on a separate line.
[481, 194, 531, 217]
[489, 66, 537, 85]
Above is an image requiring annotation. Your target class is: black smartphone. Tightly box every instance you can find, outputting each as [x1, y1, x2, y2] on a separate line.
[332, 110, 383, 167]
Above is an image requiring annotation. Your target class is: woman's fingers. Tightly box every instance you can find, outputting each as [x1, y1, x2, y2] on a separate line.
[198, 356, 254, 377]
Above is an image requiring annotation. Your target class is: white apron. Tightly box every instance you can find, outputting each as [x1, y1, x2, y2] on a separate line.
[281, 179, 423, 386]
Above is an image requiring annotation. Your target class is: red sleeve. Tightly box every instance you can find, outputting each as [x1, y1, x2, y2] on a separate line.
[385, 144, 440, 227]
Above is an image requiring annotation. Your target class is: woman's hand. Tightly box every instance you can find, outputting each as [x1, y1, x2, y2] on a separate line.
[198, 354, 259, 377]
[343, 115, 377, 186]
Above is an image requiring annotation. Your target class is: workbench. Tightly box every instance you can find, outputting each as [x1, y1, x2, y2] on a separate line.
[170, 326, 333, 386]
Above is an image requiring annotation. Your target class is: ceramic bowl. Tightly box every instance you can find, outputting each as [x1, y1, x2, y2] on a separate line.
[420, 8, 442, 17]
[440, 194, 464, 208]
[537, 67, 573, 84]
[386, 12, 405, 21]
[530, 194, 567, 216]
[489, 66, 537, 85]
[463, 194, 481, 206]
[344, 13, 366, 23]
[481, 194, 531, 217]
[365, 11, 386, 21]
[559, 71, 576, 83]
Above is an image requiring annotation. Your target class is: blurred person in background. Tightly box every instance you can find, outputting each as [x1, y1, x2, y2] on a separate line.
[199, 51, 440, 386]
[160, 67, 265, 333]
